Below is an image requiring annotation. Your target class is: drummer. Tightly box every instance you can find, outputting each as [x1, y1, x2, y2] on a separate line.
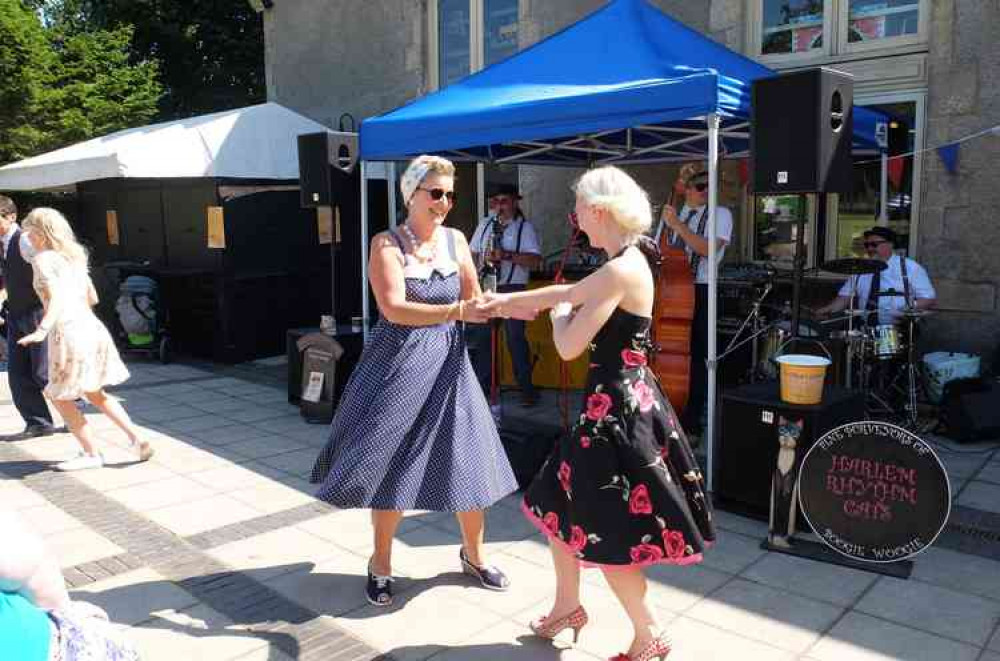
[816, 226, 936, 325]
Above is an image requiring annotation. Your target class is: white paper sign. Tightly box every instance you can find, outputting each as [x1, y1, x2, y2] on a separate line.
[302, 371, 325, 403]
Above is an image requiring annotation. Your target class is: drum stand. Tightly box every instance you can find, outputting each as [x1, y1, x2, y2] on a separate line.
[860, 315, 921, 430]
[717, 282, 774, 383]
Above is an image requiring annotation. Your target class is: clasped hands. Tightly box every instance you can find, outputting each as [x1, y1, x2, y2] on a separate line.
[467, 293, 573, 323]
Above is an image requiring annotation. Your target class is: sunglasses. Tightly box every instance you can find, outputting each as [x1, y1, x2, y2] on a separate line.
[863, 240, 888, 248]
[689, 182, 709, 192]
[417, 187, 456, 203]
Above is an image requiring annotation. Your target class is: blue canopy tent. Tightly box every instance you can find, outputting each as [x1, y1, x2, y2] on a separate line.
[358, 0, 885, 490]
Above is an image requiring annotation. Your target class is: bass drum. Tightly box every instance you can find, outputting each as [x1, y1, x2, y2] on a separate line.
[758, 319, 824, 380]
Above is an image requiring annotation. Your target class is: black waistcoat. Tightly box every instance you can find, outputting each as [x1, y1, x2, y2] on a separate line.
[1, 229, 43, 316]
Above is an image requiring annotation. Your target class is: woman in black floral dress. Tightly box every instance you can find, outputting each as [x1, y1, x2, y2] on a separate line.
[481, 166, 715, 661]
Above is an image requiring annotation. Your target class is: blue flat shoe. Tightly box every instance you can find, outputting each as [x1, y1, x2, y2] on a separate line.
[460, 547, 510, 591]
[366, 560, 393, 607]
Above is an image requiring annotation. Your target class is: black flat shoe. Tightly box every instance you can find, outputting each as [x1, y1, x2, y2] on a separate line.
[460, 547, 510, 591]
[2, 425, 63, 442]
[366, 560, 393, 607]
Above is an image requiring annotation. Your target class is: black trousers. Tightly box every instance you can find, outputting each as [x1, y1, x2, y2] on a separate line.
[681, 284, 709, 434]
[6, 307, 54, 430]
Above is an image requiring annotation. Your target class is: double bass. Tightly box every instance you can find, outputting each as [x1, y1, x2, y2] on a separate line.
[650, 168, 696, 413]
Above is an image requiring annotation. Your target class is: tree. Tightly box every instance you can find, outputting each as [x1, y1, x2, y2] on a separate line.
[0, 0, 55, 163]
[0, 0, 162, 165]
[43, 25, 161, 145]
[42, 0, 266, 119]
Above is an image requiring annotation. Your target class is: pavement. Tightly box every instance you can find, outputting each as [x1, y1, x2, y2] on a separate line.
[4, 359, 1000, 660]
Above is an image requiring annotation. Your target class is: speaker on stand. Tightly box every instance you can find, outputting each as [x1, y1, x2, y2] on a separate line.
[750, 67, 854, 341]
[297, 131, 360, 324]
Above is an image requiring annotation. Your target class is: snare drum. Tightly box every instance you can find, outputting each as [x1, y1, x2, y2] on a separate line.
[868, 324, 904, 360]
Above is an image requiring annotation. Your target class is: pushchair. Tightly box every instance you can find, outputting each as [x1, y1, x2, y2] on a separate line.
[104, 261, 171, 363]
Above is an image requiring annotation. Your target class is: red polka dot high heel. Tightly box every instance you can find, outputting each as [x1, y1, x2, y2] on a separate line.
[528, 605, 589, 643]
[610, 632, 672, 661]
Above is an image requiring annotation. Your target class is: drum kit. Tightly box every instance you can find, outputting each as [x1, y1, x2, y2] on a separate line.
[718, 257, 932, 428]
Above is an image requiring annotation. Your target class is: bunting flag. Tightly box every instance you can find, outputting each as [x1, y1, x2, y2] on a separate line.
[937, 142, 960, 174]
[887, 156, 905, 189]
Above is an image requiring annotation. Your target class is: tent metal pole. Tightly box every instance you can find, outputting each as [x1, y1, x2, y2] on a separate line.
[879, 151, 889, 225]
[360, 160, 370, 342]
[706, 113, 720, 494]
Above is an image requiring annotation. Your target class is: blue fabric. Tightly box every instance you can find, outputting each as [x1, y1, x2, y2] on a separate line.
[937, 142, 959, 174]
[361, 0, 883, 163]
[0, 592, 51, 661]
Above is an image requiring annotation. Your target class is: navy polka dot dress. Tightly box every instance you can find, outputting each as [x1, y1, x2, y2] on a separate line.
[310, 229, 518, 512]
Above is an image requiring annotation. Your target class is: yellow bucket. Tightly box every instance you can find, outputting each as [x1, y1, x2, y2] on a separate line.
[775, 354, 831, 405]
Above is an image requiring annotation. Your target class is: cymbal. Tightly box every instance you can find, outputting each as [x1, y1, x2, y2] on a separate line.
[822, 258, 887, 275]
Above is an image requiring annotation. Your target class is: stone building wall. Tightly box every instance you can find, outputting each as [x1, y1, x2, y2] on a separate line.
[917, 0, 1000, 358]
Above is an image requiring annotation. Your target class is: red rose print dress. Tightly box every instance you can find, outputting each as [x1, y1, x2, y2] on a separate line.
[522, 307, 716, 568]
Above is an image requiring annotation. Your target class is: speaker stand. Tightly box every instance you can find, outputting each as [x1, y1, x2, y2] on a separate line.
[761, 537, 912, 578]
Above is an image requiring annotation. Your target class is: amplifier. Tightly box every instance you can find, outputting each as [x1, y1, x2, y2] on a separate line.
[715, 381, 865, 519]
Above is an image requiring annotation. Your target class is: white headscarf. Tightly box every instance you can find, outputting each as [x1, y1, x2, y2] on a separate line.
[400, 160, 431, 206]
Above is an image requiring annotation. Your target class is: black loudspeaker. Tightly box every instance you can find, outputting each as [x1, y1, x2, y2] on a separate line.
[941, 378, 1000, 442]
[751, 67, 854, 194]
[297, 132, 359, 208]
[715, 382, 864, 519]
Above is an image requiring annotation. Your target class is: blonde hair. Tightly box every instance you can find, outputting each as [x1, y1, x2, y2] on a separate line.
[22, 208, 89, 270]
[573, 166, 652, 240]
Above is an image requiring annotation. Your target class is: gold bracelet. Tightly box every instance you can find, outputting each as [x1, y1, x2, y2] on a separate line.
[458, 300, 465, 322]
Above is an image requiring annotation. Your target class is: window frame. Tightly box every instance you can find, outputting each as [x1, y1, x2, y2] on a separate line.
[428, 0, 520, 221]
[749, 0, 837, 66]
[749, 0, 930, 64]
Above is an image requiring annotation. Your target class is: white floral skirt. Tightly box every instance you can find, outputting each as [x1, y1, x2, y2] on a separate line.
[44, 314, 130, 401]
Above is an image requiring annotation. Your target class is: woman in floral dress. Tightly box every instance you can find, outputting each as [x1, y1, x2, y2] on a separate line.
[17, 208, 152, 472]
[481, 166, 715, 661]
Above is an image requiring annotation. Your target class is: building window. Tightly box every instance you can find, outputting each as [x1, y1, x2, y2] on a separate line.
[832, 97, 922, 259]
[432, 0, 519, 90]
[438, 0, 471, 88]
[484, 0, 518, 66]
[752, 0, 927, 62]
[846, 0, 920, 44]
[761, 0, 826, 56]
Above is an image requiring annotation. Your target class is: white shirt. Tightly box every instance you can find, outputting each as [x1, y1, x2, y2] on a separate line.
[469, 215, 541, 286]
[837, 254, 936, 325]
[653, 204, 733, 284]
[1, 223, 18, 261]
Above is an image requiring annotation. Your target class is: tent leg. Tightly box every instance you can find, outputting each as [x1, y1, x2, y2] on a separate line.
[706, 113, 720, 494]
[879, 151, 889, 225]
[361, 160, 369, 341]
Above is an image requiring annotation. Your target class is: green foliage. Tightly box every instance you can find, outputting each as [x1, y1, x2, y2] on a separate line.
[0, 0, 55, 162]
[0, 0, 163, 166]
[43, 0, 266, 119]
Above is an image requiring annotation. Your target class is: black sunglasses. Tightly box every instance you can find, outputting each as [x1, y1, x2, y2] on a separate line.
[863, 240, 888, 248]
[690, 182, 709, 192]
[417, 187, 456, 203]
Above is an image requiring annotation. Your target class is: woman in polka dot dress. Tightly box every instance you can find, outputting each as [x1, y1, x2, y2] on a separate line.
[310, 155, 518, 607]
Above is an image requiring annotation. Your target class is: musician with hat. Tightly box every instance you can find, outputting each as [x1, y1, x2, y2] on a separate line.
[469, 183, 542, 407]
[654, 168, 734, 437]
[816, 226, 936, 324]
